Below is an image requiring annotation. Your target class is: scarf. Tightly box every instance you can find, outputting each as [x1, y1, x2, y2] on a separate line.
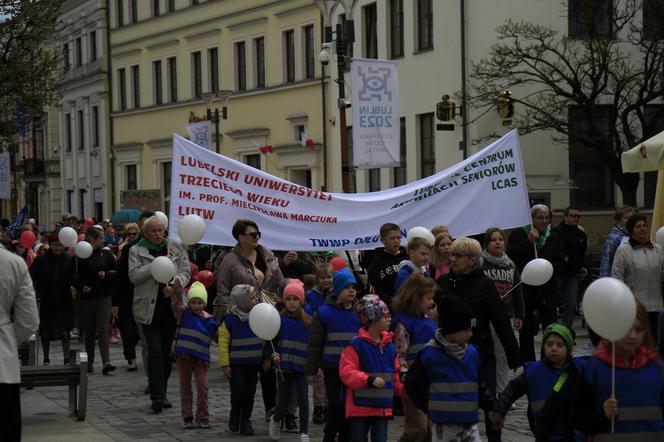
[230, 305, 250, 322]
[137, 237, 169, 251]
[434, 329, 468, 360]
[523, 224, 550, 250]
[480, 249, 512, 268]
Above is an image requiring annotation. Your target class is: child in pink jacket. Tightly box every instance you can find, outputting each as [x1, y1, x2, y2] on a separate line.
[339, 295, 405, 442]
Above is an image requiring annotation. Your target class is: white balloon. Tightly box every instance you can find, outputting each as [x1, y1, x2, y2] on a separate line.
[74, 241, 93, 259]
[155, 211, 169, 229]
[248, 302, 281, 340]
[583, 277, 636, 341]
[407, 227, 435, 246]
[58, 227, 78, 247]
[178, 214, 206, 245]
[656, 226, 664, 247]
[150, 256, 177, 284]
[521, 258, 554, 286]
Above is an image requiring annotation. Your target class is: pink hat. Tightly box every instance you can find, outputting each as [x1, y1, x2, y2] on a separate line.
[283, 280, 305, 304]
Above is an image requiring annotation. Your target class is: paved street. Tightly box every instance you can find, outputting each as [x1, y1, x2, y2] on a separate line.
[21, 321, 589, 441]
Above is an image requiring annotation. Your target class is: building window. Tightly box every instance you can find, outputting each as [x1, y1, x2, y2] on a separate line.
[131, 65, 140, 108]
[91, 106, 99, 147]
[89, 31, 97, 61]
[117, 0, 124, 27]
[67, 190, 74, 213]
[284, 29, 295, 83]
[62, 43, 69, 71]
[347, 126, 356, 193]
[568, 105, 614, 208]
[153, 0, 160, 17]
[192, 51, 202, 98]
[77, 110, 85, 151]
[167, 57, 177, 102]
[255, 37, 265, 88]
[79, 189, 88, 218]
[364, 3, 378, 59]
[643, 0, 664, 39]
[130, 0, 137, 23]
[235, 42, 246, 91]
[304, 24, 315, 79]
[118, 68, 127, 110]
[153, 60, 162, 105]
[389, 0, 404, 58]
[419, 113, 435, 178]
[394, 117, 407, 186]
[65, 113, 72, 152]
[417, 0, 433, 51]
[126, 164, 137, 190]
[168, 0, 175, 13]
[568, 0, 612, 38]
[75, 37, 82, 66]
[162, 161, 172, 215]
[369, 169, 380, 191]
[245, 154, 261, 170]
[208, 47, 219, 93]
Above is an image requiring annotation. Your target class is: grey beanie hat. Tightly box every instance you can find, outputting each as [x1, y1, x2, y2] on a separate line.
[230, 284, 256, 309]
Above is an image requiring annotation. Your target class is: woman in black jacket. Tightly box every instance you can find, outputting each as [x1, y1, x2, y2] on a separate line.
[436, 236, 521, 442]
[70, 227, 117, 374]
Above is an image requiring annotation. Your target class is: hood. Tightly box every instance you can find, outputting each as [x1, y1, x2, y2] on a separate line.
[593, 340, 657, 369]
[397, 259, 418, 271]
[355, 327, 395, 348]
[324, 294, 356, 310]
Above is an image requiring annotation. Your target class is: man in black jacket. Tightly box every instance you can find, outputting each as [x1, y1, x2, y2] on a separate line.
[507, 204, 566, 362]
[552, 207, 587, 328]
[367, 223, 407, 305]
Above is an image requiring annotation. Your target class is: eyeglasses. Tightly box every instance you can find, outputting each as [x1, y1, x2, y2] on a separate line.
[567, 214, 581, 219]
[126, 231, 139, 236]
[243, 231, 261, 239]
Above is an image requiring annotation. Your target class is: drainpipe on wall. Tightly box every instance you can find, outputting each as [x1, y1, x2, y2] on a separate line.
[460, 0, 469, 159]
[320, 12, 328, 192]
[105, 0, 116, 213]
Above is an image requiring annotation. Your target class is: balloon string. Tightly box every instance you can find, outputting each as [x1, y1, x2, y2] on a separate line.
[533, 242, 538, 259]
[611, 341, 615, 434]
[270, 340, 285, 383]
[499, 281, 522, 299]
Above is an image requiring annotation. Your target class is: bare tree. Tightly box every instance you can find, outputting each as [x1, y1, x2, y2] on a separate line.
[469, 0, 664, 206]
[0, 0, 61, 141]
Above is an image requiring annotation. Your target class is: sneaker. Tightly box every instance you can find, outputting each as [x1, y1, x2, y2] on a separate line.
[285, 414, 298, 433]
[183, 418, 194, 429]
[109, 336, 119, 344]
[312, 406, 325, 425]
[43, 358, 50, 366]
[299, 434, 310, 442]
[228, 410, 240, 433]
[102, 363, 116, 375]
[162, 398, 172, 409]
[268, 415, 281, 440]
[196, 418, 210, 429]
[151, 400, 163, 414]
[240, 419, 255, 436]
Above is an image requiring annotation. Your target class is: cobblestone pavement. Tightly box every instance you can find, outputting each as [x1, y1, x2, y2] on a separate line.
[21, 320, 589, 441]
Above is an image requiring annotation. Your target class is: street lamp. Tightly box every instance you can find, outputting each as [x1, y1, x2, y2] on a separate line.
[202, 90, 233, 153]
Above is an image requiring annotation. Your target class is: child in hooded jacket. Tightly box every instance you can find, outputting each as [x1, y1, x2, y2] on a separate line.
[171, 281, 219, 429]
[394, 237, 431, 292]
[305, 268, 361, 442]
[340, 295, 405, 442]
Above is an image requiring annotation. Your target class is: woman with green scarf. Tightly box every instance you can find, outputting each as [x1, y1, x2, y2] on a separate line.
[129, 215, 190, 413]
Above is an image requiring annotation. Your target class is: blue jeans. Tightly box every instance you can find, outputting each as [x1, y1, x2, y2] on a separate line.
[350, 416, 388, 442]
[556, 276, 578, 327]
[143, 318, 176, 402]
[274, 372, 309, 434]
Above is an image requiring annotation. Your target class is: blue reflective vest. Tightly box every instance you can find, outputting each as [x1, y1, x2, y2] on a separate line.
[224, 314, 264, 366]
[279, 315, 310, 372]
[420, 343, 481, 424]
[305, 289, 327, 313]
[524, 360, 571, 441]
[174, 309, 218, 363]
[584, 357, 664, 441]
[349, 337, 396, 408]
[318, 304, 361, 365]
[393, 314, 436, 367]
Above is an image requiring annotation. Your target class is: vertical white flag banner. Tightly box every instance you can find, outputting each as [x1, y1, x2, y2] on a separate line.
[186, 120, 213, 150]
[350, 58, 400, 169]
[0, 152, 10, 199]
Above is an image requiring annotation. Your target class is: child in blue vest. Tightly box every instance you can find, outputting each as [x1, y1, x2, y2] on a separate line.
[305, 268, 361, 442]
[171, 281, 219, 429]
[218, 284, 261, 436]
[340, 295, 405, 442]
[305, 262, 334, 424]
[405, 295, 495, 442]
[268, 280, 311, 442]
[394, 237, 431, 292]
[489, 323, 579, 441]
[391, 273, 437, 441]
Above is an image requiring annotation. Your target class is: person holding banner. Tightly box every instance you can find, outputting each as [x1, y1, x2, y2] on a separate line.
[573, 302, 664, 439]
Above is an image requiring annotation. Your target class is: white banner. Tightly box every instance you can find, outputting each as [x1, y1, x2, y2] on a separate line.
[168, 130, 531, 251]
[350, 58, 400, 169]
[0, 152, 10, 199]
[186, 120, 213, 151]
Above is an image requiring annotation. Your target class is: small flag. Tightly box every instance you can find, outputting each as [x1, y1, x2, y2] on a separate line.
[259, 144, 273, 155]
[300, 129, 314, 150]
[8, 205, 27, 238]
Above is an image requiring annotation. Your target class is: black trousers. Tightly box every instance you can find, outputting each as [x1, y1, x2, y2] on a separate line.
[323, 367, 351, 442]
[520, 296, 557, 362]
[0, 383, 21, 442]
[117, 305, 140, 362]
[229, 365, 259, 419]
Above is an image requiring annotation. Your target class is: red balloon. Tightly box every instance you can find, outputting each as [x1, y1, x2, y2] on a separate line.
[196, 270, 214, 288]
[330, 257, 346, 271]
[84, 217, 94, 227]
[20, 231, 36, 249]
[190, 262, 199, 276]
[77, 233, 85, 243]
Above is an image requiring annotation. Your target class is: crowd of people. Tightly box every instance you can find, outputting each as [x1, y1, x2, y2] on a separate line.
[3, 202, 664, 442]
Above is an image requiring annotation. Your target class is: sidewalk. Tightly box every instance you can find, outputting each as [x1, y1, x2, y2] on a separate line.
[22, 321, 589, 441]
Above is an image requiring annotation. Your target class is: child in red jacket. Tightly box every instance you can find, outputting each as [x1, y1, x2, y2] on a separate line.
[339, 295, 405, 442]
